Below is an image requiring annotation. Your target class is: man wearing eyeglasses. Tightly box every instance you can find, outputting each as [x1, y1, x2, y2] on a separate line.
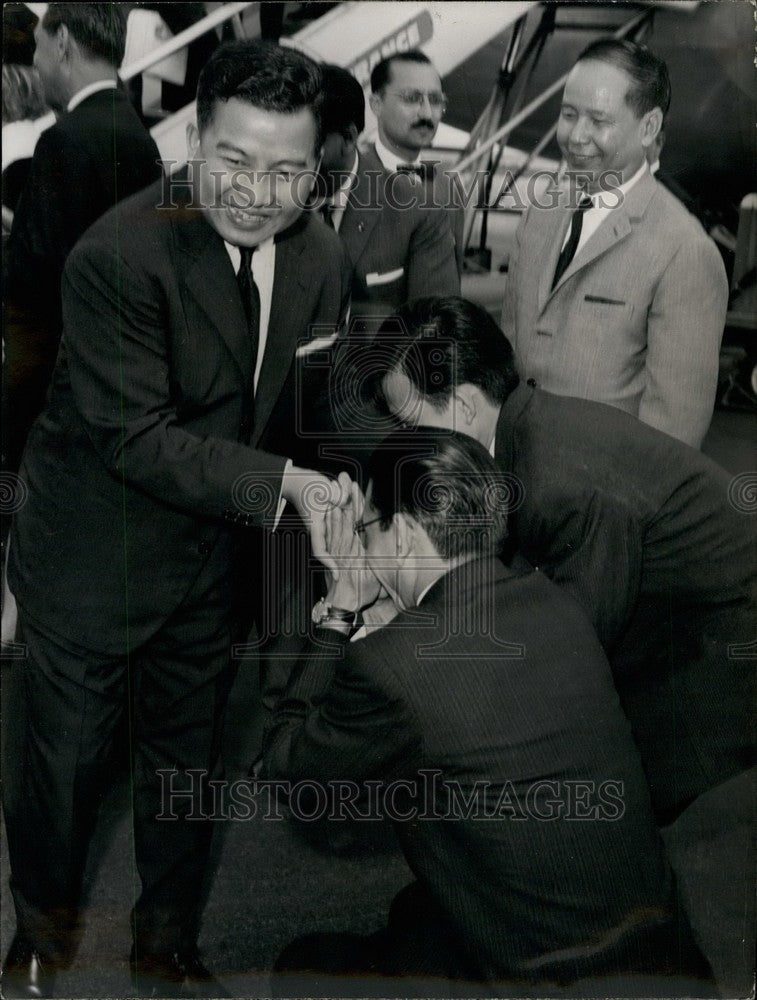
[369, 51, 465, 274]
[317, 62, 459, 322]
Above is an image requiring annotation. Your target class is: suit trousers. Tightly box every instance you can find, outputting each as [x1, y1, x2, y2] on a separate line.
[3, 544, 241, 962]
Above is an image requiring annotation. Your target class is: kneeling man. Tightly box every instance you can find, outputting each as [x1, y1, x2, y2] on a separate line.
[263, 429, 712, 995]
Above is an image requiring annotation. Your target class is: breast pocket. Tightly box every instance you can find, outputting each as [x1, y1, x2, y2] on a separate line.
[575, 293, 637, 340]
[365, 267, 404, 286]
[570, 294, 642, 380]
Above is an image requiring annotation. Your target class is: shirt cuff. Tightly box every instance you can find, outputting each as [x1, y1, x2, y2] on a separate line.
[272, 458, 292, 532]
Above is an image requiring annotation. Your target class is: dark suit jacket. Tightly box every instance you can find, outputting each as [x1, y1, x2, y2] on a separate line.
[6, 87, 162, 330]
[264, 559, 703, 984]
[336, 147, 459, 318]
[9, 178, 352, 654]
[495, 383, 756, 816]
[3, 88, 163, 471]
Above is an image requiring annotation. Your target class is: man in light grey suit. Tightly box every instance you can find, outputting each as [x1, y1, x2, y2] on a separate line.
[501, 39, 728, 448]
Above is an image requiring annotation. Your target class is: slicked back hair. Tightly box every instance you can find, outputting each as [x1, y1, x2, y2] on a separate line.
[42, 3, 126, 66]
[576, 39, 671, 119]
[367, 428, 509, 560]
[371, 297, 519, 414]
[321, 63, 365, 137]
[370, 50, 434, 94]
[196, 40, 325, 152]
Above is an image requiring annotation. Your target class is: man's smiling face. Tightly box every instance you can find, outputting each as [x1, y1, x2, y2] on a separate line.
[557, 59, 654, 191]
[187, 97, 319, 246]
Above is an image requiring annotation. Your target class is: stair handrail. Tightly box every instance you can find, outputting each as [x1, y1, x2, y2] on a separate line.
[119, 2, 254, 83]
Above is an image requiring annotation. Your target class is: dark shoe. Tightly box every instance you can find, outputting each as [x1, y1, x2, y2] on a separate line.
[130, 946, 229, 998]
[1, 936, 54, 999]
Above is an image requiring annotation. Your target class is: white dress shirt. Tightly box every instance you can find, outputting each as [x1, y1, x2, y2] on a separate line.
[224, 237, 289, 523]
[563, 161, 648, 257]
[324, 151, 359, 233]
[67, 78, 118, 113]
[373, 136, 420, 173]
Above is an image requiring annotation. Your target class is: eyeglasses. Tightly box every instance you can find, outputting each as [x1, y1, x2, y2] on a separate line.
[354, 515, 383, 539]
[384, 89, 447, 112]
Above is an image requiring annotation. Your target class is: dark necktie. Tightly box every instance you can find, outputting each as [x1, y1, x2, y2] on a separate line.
[551, 195, 592, 290]
[236, 246, 260, 377]
[397, 161, 435, 182]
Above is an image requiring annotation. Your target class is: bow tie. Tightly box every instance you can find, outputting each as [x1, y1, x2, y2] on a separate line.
[396, 162, 435, 181]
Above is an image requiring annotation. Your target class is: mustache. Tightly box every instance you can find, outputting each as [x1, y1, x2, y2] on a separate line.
[412, 119, 436, 130]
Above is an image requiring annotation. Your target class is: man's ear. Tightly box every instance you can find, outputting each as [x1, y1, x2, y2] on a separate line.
[345, 123, 359, 151]
[368, 91, 382, 118]
[640, 107, 663, 149]
[55, 23, 71, 63]
[186, 122, 200, 160]
[454, 384, 478, 427]
[393, 512, 413, 557]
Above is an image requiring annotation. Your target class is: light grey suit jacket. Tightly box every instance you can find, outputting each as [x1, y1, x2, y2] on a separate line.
[501, 170, 728, 447]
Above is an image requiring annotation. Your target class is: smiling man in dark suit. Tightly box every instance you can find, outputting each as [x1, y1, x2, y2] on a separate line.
[4, 3, 162, 471]
[3, 40, 351, 998]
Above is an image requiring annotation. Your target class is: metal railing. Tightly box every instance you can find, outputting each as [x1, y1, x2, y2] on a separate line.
[119, 2, 254, 82]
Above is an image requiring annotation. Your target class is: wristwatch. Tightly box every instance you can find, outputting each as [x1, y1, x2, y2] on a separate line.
[311, 597, 363, 634]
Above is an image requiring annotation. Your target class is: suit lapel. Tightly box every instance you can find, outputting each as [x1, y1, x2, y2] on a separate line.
[548, 170, 657, 299]
[251, 221, 310, 446]
[339, 150, 383, 264]
[174, 201, 251, 381]
[537, 205, 572, 313]
[553, 211, 631, 293]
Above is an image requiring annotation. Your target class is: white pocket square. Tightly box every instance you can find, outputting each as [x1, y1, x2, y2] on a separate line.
[366, 267, 404, 287]
[295, 331, 339, 358]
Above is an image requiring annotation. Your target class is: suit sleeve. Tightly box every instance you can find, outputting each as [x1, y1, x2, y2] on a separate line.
[524, 490, 644, 648]
[639, 234, 728, 447]
[61, 238, 287, 527]
[501, 208, 525, 346]
[405, 203, 460, 303]
[263, 629, 418, 784]
[443, 168, 466, 276]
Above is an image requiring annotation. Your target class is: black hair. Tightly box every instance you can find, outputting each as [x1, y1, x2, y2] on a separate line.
[366, 428, 509, 560]
[42, 3, 126, 66]
[196, 40, 324, 151]
[320, 63, 365, 137]
[576, 39, 671, 118]
[368, 297, 519, 415]
[370, 50, 433, 94]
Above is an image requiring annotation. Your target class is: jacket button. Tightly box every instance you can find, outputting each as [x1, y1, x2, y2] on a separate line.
[526, 378, 537, 388]
[198, 540, 211, 556]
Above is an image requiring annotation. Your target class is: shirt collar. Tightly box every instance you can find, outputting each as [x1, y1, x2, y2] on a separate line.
[374, 135, 420, 173]
[585, 159, 649, 207]
[223, 236, 275, 271]
[329, 150, 359, 209]
[67, 79, 118, 113]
